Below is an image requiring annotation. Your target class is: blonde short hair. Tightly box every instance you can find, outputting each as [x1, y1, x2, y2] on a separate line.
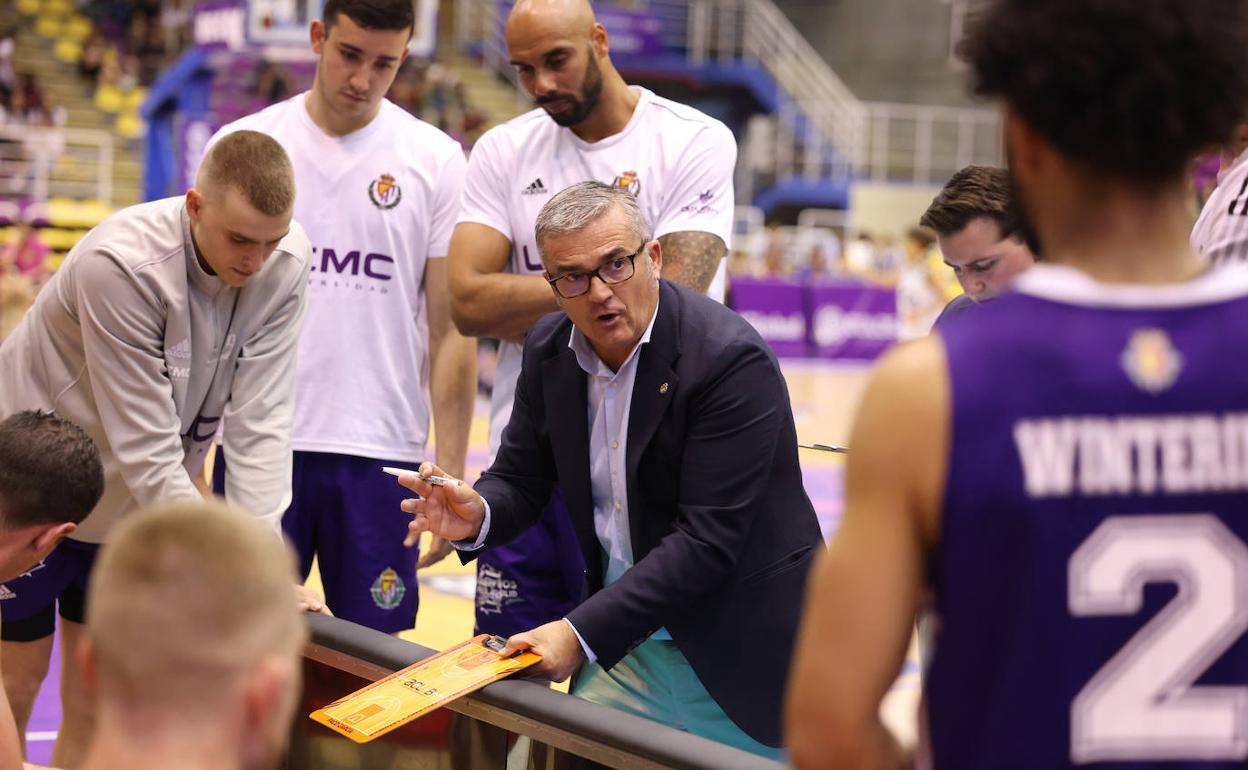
[197, 130, 296, 216]
[86, 501, 304, 710]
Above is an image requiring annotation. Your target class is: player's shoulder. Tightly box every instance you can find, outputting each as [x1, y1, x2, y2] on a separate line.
[523, 311, 575, 372]
[83, 197, 184, 258]
[480, 106, 555, 147]
[639, 88, 733, 140]
[665, 280, 771, 362]
[62, 197, 188, 287]
[375, 100, 463, 157]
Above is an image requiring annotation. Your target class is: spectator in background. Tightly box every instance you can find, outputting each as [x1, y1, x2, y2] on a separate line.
[388, 58, 428, 116]
[895, 226, 943, 340]
[0, 32, 14, 103]
[843, 231, 876, 276]
[844, 231, 895, 285]
[0, 86, 29, 126]
[135, 20, 166, 86]
[1, 219, 51, 287]
[758, 220, 790, 277]
[79, 32, 106, 82]
[795, 228, 841, 280]
[16, 74, 44, 117]
[0, 253, 34, 341]
[251, 59, 292, 105]
[160, 0, 193, 56]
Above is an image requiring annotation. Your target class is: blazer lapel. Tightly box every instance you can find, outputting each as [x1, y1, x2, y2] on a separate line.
[541, 346, 603, 588]
[625, 282, 682, 556]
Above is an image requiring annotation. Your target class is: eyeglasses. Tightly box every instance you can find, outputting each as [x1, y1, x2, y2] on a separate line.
[547, 244, 645, 299]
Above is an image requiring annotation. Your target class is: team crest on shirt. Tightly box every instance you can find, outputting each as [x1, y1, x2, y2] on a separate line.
[1121, 328, 1183, 394]
[368, 173, 402, 210]
[612, 170, 641, 196]
[370, 567, 406, 610]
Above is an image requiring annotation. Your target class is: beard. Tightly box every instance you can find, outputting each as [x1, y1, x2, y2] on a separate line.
[537, 49, 604, 128]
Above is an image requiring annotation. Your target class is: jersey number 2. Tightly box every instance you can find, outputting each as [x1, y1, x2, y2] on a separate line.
[1069, 515, 1248, 763]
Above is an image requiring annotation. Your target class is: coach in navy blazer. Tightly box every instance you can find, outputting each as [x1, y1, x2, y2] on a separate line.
[399, 182, 822, 750]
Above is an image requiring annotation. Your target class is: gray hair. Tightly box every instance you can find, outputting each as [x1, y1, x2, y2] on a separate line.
[534, 181, 650, 261]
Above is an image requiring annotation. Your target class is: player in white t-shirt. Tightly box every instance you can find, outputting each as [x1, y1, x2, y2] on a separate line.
[1192, 120, 1248, 266]
[447, 0, 736, 640]
[209, 0, 475, 633]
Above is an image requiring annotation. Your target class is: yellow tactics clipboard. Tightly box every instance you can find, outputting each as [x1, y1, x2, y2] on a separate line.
[309, 634, 542, 743]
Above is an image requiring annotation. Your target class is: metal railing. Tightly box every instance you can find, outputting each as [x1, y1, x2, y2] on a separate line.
[863, 101, 1001, 183]
[689, 0, 865, 183]
[295, 615, 786, 770]
[0, 125, 114, 204]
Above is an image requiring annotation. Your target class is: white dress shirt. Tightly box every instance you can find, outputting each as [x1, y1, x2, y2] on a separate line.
[461, 298, 663, 660]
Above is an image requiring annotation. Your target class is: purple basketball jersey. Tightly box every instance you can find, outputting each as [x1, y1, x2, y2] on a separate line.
[475, 486, 585, 639]
[927, 264, 1248, 769]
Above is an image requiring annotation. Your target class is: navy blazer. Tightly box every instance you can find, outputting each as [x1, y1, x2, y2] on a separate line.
[472, 279, 823, 747]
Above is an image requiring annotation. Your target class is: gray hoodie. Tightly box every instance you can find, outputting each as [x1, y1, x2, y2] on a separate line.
[0, 196, 311, 542]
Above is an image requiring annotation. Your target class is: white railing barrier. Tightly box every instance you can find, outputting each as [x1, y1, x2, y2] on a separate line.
[0, 126, 114, 204]
[862, 102, 1002, 183]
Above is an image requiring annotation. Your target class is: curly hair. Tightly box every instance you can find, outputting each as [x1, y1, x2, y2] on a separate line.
[960, 0, 1248, 187]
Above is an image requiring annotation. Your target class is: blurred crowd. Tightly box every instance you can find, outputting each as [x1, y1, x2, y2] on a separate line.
[0, 27, 66, 198]
[77, 0, 185, 91]
[0, 216, 51, 340]
[731, 221, 954, 289]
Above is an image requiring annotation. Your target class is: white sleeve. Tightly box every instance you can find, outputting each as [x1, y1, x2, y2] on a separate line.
[451, 496, 492, 552]
[221, 236, 311, 531]
[429, 146, 469, 257]
[653, 121, 737, 245]
[75, 253, 201, 506]
[455, 128, 512, 237]
[1197, 175, 1248, 267]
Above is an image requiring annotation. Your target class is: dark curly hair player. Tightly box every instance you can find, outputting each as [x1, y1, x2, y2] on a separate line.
[786, 1, 1248, 769]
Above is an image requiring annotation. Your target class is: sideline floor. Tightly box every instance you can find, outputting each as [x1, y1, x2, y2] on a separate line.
[25, 359, 922, 763]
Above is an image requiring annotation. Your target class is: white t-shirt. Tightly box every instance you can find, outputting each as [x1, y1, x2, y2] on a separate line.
[1192, 149, 1248, 267]
[211, 94, 467, 462]
[457, 86, 737, 458]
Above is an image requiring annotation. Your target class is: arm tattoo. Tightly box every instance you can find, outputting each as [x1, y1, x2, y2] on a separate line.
[657, 231, 727, 294]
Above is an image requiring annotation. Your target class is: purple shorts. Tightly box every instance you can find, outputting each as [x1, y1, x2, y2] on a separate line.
[0, 538, 99, 641]
[215, 449, 420, 633]
[475, 487, 586, 639]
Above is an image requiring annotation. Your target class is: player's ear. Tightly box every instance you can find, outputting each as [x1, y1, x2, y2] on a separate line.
[241, 655, 297, 765]
[32, 522, 75, 560]
[186, 188, 203, 223]
[591, 22, 608, 57]
[310, 19, 326, 54]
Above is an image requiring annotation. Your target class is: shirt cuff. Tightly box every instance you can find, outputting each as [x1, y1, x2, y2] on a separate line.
[563, 618, 597, 663]
[451, 496, 491, 551]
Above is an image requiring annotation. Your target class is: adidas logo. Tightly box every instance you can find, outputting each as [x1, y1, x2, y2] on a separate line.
[167, 339, 192, 359]
[0, 585, 14, 601]
[521, 178, 548, 196]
